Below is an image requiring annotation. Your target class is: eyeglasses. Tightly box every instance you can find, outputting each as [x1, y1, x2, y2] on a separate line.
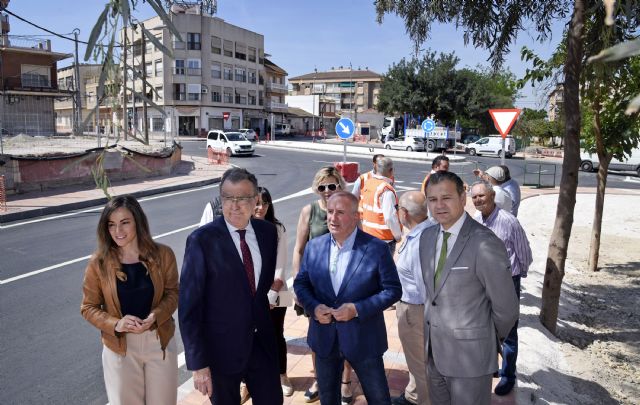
[221, 195, 256, 205]
[317, 183, 339, 192]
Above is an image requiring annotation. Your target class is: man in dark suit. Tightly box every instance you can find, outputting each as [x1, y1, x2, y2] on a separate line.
[419, 171, 519, 405]
[179, 167, 282, 405]
[294, 191, 402, 405]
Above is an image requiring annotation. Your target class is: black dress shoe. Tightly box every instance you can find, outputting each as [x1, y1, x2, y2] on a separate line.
[494, 377, 515, 396]
[391, 392, 417, 405]
[304, 387, 320, 403]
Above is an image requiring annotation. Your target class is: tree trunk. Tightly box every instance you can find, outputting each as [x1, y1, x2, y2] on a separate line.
[539, 0, 585, 335]
[588, 156, 610, 272]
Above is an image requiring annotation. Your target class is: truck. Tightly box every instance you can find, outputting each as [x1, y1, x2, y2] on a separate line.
[381, 115, 461, 152]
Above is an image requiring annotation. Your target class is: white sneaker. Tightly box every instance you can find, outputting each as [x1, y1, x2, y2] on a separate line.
[240, 382, 251, 404]
[281, 374, 294, 397]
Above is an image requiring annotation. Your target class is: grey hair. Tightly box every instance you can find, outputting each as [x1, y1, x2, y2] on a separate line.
[399, 191, 428, 218]
[376, 157, 393, 176]
[470, 180, 495, 196]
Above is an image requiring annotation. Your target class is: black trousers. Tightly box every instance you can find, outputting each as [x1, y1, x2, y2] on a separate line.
[270, 306, 288, 375]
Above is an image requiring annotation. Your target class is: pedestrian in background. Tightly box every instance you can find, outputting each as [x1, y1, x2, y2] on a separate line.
[179, 168, 282, 405]
[254, 186, 294, 399]
[361, 156, 402, 253]
[291, 166, 354, 403]
[420, 155, 450, 195]
[81, 195, 179, 405]
[294, 192, 402, 405]
[470, 180, 532, 396]
[352, 153, 384, 200]
[392, 191, 435, 405]
[472, 166, 514, 214]
[499, 165, 522, 217]
[420, 172, 518, 405]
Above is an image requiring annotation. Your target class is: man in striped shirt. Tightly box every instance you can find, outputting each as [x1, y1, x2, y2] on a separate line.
[470, 180, 533, 397]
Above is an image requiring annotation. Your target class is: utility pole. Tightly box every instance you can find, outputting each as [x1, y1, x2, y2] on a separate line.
[312, 68, 317, 136]
[140, 23, 149, 144]
[73, 29, 83, 135]
[122, 24, 128, 141]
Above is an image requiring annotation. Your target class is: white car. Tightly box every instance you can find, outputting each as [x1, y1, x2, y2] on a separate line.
[466, 135, 516, 158]
[384, 136, 425, 152]
[239, 128, 257, 141]
[206, 130, 255, 156]
[580, 148, 640, 176]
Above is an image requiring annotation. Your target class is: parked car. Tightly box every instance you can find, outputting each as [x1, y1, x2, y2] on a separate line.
[206, 130, 254, 156]
[580, 148, 640, 176]
[384, 135, 426, 152]
[465, 135, 516, 158]
[239, 128, 257, 141]
[274, 123, 291, 137]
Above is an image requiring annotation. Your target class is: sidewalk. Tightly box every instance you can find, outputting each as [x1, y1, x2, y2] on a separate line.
[0, 154, 227, 223]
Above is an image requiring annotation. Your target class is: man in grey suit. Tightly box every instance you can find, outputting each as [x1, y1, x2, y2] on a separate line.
[419, 171, 519, 405]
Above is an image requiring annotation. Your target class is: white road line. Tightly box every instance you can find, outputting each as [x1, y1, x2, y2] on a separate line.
[395, 185, 417, 191]
[0, 187, 310, 285]
[0, 184, 219, 230]
[624, 176, 640, 183]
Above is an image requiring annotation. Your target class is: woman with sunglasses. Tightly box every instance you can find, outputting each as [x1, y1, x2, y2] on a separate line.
[292, 167, 354, 404]
[252, 187, 294, 400]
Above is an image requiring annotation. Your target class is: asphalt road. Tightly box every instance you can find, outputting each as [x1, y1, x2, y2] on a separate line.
[1, 140, 638, 404]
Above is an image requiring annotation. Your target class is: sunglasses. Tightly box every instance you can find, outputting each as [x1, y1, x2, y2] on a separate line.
[317, 183, 339, 192]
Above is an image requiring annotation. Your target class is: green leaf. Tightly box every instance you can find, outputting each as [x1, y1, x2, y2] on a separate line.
[141, 24, 173, 58]
[84, 4, 110, 61]
[120, 0, 131, 26]
[588, 38, 640, 63]
[147, 0, 182, 40]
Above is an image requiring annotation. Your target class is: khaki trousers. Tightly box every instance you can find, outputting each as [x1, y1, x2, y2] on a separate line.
[396, 301, 430, 405]
[102, 330, 178, 405]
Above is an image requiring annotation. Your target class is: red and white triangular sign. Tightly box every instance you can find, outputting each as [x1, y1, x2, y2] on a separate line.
[489, 109, 521, 138]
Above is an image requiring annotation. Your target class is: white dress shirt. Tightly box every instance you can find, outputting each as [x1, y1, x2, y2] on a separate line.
[225, 220, 262, 288]
[329, 227, 358, 295]
[434, 212, 467, 269]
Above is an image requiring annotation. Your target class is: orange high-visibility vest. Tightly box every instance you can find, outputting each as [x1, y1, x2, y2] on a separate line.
[420, 173, 431, 195]
[361, 177, 399, 241]
[357, 171, 374, 217]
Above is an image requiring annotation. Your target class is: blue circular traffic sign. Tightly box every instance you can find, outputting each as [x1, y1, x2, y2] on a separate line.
[335, 118, 355, 139]
[422, 119, 435, 133]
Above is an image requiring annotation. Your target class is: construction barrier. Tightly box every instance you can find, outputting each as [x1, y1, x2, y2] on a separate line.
[207, 147, 230, 165]
[0, 175, 6, 212]
[334, 161, 360, 183]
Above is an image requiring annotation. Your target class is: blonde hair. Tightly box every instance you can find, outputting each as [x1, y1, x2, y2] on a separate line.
[311, 166, 346, 193]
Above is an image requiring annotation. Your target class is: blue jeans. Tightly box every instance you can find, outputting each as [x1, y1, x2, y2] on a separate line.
[500, 275, 521, 382]
[315, 342, 391, 405]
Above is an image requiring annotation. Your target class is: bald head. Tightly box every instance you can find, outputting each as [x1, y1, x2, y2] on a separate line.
[398, 191, 428, 228]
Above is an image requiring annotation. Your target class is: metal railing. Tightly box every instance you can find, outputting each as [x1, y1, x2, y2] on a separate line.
[266, 82, 287, 92]
[0, 35, 51, 51]
[523, 162, 557, 188]
[0, 175, 6, 212]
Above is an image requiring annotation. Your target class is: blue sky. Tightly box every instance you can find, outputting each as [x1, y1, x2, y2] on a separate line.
[6, 0, 568, 109]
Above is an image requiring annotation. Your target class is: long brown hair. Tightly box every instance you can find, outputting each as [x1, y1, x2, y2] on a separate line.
[96, 195, 158, 280]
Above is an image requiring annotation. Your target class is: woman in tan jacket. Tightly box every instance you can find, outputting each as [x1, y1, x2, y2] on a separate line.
[81, 195, 179, 405]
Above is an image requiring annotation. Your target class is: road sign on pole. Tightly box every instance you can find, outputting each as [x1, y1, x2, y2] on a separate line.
[489, 109, 521, 138]
[335, 118, 355, 140]
[421, 118, 435, 135]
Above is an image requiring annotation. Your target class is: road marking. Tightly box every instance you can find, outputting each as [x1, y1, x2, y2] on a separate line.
[0, 186, 310, 285]
[0, 185, 219, 230]
[395, 185, 417, 191]
[624, 176, 640, 183]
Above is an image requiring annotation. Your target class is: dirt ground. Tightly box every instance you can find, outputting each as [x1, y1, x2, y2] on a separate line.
[516, 193, 640, 405]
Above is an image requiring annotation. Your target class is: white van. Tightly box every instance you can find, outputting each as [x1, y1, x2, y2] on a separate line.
[580, 148, 640, 176]
[274, 123, 291, 137]
[206, 130, 255, 156]
[466, 135, 516, 158]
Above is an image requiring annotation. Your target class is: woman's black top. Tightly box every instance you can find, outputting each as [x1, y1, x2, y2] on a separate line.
[116, 262, 154, 319]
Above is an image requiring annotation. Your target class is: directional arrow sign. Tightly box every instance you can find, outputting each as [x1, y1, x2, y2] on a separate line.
[335, 118, 355, 140]
[489, 109, 521, 138]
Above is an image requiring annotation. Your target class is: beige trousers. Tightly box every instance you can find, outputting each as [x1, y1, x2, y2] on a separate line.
[102, 330, 178, 405]
[396, 301, 430, 405]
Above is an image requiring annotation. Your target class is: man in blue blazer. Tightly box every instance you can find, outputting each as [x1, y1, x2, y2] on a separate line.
[294, 191, 402, 405]
[179, 168, 282, 405]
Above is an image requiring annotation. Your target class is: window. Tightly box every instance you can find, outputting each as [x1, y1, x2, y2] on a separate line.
[173, 34, 185, 49]
[235, 90, 246, 104]
[145, 40, 153, 54]
[248, 91, 256, 105]
[187, 59, 201, 76]
[187, 33, 201, 50]
[235, 67, 246, 82]
[153, 35, 162, 51]
[174, 60, 185, 75]
[258, 48, 264, 64]
[248, 70, 257, 84]
[154, 60, 163, 76]
[223, 40, 233, 57]
[211, 85, 222, 102]
[235, 43, 246, 60]
[258, 90, 264, 106]
[223, 64, 233, 80]
[248, 47, 256, 63]
[211, 36, 222, 54]
[155, 86, 163, 101]
[173, 83, 186, 100]
[21, 65, 50, 87]
[223, 87, 233, 103]
[211, 62, 221, 79]
[145, 62, 153, 77]
[152, 117, 164, 131]
[187, 84, 201, 101]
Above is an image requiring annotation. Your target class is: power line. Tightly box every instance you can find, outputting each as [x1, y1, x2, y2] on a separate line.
[3, 9, 89, 44]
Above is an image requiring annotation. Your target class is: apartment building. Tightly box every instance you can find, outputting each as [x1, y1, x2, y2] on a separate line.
[288, 68, 382, 116]
[0, 12, 71, 136]
[548, 84, 564, 122]
[264, 58, 287, 125]
[124, 4, 268, 136]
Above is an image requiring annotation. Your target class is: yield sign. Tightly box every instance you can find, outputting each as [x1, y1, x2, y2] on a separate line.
[489, 109, 521, 138]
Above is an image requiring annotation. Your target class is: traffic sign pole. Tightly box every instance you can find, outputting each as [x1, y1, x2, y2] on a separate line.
[335, 118, 355, 165]
[489, 109, 521, 165]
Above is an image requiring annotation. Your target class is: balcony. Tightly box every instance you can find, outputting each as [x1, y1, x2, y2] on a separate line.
[187, 67, 201, 76]
[266, 82, 287, 93]
[5, 76, 56, 91]
[267, 101, 288, 111]
[0, 36, 52, 51]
